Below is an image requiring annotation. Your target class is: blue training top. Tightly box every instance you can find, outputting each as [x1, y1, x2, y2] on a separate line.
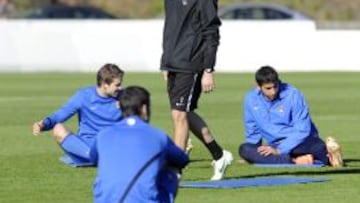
[90, 116, 189, 203]
[243, 83, 319, 154]
[42, 86, 122, 138]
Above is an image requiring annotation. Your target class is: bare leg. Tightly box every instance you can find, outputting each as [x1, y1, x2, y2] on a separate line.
[52, 123, 72, 144]
[171, 109, 189, 150]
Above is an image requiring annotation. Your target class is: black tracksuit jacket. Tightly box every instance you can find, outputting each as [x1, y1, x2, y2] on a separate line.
[160, 0, 221, 73]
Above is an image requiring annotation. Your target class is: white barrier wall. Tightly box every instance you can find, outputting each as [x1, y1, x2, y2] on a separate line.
[1, 19, 360, 72]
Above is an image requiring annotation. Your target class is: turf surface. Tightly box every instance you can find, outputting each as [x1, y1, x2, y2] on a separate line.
[1, 72, 359, 203]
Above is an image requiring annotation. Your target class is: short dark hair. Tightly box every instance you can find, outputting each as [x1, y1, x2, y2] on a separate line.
[119, 86, 150, 118]
[96, 63, 124, 87]
[255, 66, 280, 86]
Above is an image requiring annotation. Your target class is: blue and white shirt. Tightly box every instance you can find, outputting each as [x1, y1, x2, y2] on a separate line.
[243, 83, 319, 154]
[42, 86, 122, 138]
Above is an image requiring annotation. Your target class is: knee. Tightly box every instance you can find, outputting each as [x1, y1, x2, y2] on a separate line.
[239, 143, 247, 157]
[171, 110, 187, 122]
[52, 124, 71, 143]
[238, 143, 251, 158]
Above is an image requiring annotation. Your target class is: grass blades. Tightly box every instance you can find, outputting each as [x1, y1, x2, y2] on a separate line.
[1, 72, 359, 203]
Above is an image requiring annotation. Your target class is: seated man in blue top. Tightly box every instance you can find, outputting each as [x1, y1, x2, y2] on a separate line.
[32, 63, 124, 166]
[89, 86, 189, 203]
[239, 66, 343, 167]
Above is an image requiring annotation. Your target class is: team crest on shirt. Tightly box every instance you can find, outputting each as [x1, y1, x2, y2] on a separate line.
[278, 105, 285, 113]
[182, 0, 188, 6]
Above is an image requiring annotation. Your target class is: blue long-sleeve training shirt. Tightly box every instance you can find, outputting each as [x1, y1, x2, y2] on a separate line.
[90, 116, 189, 203]
[243, 83, 319, 154]
[42, 86, 122, 138]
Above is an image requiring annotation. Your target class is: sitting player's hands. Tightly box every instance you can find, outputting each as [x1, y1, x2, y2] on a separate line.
[257, 145, 279, 156]
[32, 120, 44, 136]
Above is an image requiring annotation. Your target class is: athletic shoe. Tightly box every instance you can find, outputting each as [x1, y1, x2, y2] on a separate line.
[211, 150, 233, 181]
[326, 136, 343, 167]
[185, 138, 194, 155]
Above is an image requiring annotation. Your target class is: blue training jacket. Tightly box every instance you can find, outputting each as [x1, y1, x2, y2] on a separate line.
[90, 116, 189, 203]
[42, 86, 122, 138]
[243, 83, 319, 154]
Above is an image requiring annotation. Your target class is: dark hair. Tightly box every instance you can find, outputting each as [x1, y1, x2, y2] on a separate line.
[255, 66, 280, 86]
[96, 63, 124, 87]
[119, 86, 150, 118]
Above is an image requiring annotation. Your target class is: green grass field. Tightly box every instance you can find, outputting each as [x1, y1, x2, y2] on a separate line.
[1, 72, 359, 203]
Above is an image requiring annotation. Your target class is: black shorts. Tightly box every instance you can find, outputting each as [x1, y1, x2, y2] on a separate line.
[167, 71, 203, 112]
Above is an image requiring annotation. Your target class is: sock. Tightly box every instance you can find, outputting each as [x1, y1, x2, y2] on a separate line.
[205, 140, 223, 161]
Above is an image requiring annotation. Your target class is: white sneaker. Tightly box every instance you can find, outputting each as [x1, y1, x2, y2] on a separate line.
[326, 136, 343, 167]
[185, 138, 194, 155]
[211, 150, 233, 181]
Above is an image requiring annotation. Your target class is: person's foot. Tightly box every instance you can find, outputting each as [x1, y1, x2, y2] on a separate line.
[211, 150, 233, 181]
[293, 154, 314, 165]
[326, 136, 343, 167]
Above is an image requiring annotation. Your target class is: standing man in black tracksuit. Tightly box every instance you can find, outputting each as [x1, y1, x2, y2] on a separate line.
[160, 0, 233, 181]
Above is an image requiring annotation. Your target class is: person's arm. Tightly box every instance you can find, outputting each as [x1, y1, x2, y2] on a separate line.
[199, 0, 221, 72]
[276, 91, 312, 154]
[164, 137, 189, 169]
[244, 94, 262, 145]
[199, 0, 221, 93]
[33, 90, 82, 133]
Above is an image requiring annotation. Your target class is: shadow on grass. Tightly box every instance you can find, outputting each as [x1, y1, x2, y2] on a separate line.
[189, 158, 212, 163]
[343, 158, 360, 164]
[186, 158, 360, 181]
[228, 162, 360, 179]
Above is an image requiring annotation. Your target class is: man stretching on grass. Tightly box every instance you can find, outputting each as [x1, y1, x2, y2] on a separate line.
[239, 66, 343, 167]
[32, 63, 124, 166]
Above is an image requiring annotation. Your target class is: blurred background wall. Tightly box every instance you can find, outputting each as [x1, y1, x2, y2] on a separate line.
[11, 0, 360, 21]
[1, 19, 360, 72]
[1, 0, 360, 72]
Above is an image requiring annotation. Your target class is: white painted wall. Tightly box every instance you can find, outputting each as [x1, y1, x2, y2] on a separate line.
[0, 19, 359, 72]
